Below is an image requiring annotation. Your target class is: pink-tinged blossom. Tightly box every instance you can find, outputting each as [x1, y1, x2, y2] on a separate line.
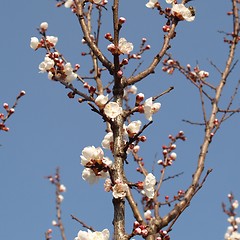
[30, 37, 40, 50]
[104, 102, 123, 119]
[95, 95, 109, 109]
[39, 56, 55, 73]
[143, 97, 161, 121]
[74, 229, 110, 240]
[112, 179, 129, 199]
[126, 120, 142, 137]
[146, 0, 157, 8]
[118, 38, 133, 54]
[143, 173, 156, 199]
[171, 4, 195, 22]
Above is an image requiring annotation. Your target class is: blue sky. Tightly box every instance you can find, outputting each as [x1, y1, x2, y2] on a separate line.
[1, 0, 240, 239]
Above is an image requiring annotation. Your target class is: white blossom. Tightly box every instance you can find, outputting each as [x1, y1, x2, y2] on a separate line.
[166, 0, 174, 3]
[80, 146, 104, 166]
[40, 22, 48, 30]
[64, 0, 73, 8]
[128, 85, 137, 94]
[143, 97, 161, 121]
[146, 0, 157, 8]
[64, 62, 77, 83]
[39, 56, 55, 73]
[144, 210, 152, 220]
[59, 184, 66, 192]
[112, 179, 129, 199]
[80, 146, 112, 184]
[95, 95, 109, 109]
[104, 102, 123, 119]
[143, 173, 156, 199]
[118, 38, 133, 54]
[172, 4, 195, 22]
[233, 200, 239, 209]
[30, 37, 40, 50]
[101, 132, 113, 150]
[126, 120, 142, 137]
[58, 194, 64, 202]
[198, 70, 209, 79]
[46, 36, 58, 47]
[74, 229, 110, 240]
[82, 168, 100, 184]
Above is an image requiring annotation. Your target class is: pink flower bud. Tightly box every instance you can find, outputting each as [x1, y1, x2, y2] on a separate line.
[145, 44, 151, 50]
[119, 17, 126, 24]
[104, 33, 113, 41]
[121, 58, 129, 65]
[134, 227, 142, 235]
[136, 93, 145, 104]
[134, 221, 140, 228]
[162, 25, 170, 32]
[117, 70, 123, 78]
[9, 108, 15, 114]
[3, 103, 9, 110]
[141, 229, 148, 237]
[20, 90, 26, 96]
[163, 149, 168, 155]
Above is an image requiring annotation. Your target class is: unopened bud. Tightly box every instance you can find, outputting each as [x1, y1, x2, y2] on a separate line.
[119, 17, 126, 25]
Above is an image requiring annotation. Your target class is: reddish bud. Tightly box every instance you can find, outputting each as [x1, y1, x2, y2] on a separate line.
[104, 33, 113, 41]
[117, 70, 123, 78]
[3, 103, 9, 110]
[162, 25, 170, 32]
[119, 17, 126, 25]
[138, 105, 144, 113]
[134, 221, 140, 228]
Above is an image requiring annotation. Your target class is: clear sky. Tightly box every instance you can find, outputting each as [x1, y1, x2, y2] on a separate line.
[1, 0, 240, 239]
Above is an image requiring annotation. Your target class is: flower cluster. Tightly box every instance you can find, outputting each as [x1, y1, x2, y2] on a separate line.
[224, 194, 240, 240]
[135, 93, 161, 121]
[162, 58, 209, 82]
[133, 221, 149, 237]
[146, 0, 195, 22]
[80, 146, 112, 184]
[74, 228, 110, 240]
[0, 91, 25, 132]
[30, 22, 78, 84]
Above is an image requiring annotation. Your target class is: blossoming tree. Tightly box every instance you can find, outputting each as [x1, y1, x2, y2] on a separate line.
[30, 0, 240, 239]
